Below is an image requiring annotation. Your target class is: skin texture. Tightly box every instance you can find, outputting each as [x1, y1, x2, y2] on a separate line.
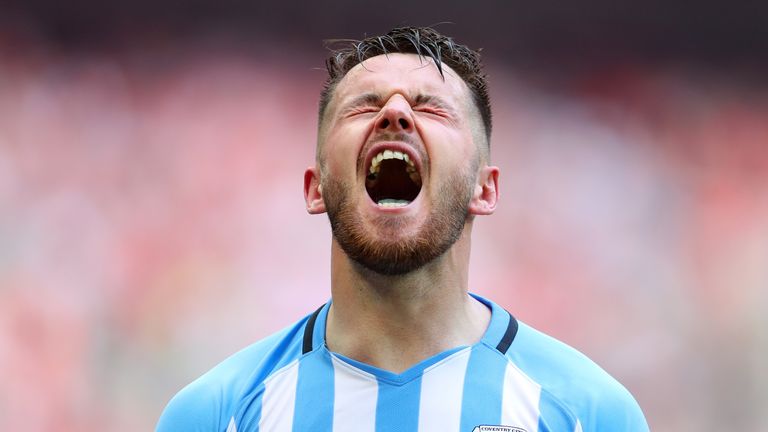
[304, 53, 500, 373]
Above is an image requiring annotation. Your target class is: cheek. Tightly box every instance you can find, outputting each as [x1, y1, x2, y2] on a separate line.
[425, 128, 477, 168]
[322, 128, 365, 176]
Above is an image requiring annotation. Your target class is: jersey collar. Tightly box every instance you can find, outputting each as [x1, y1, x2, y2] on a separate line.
[302, 293, 518, 356]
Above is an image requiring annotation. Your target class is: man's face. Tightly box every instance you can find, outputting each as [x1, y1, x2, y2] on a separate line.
[316, 53, 486, 275]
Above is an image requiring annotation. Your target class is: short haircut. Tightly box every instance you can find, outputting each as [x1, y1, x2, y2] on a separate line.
[319, 26, 492, 143]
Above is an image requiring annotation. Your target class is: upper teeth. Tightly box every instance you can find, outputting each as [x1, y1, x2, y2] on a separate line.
[370, 150, 414, 174]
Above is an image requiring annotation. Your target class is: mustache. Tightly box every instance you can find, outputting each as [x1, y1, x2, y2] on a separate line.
[368, 132, 416, 146]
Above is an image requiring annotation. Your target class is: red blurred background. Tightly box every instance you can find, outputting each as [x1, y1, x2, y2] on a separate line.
[1, 2, 767, 430]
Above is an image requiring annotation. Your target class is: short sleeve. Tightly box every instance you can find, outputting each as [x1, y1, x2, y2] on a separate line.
[156, 380, 223, 432]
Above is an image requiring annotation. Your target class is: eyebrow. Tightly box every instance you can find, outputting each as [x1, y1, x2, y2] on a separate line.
[413, 94, 453, 111]
[341, 92, 457, 116]
[342, 93, 383, 111]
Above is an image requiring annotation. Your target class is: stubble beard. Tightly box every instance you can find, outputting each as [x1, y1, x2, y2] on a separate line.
[323, 170, 475, 276]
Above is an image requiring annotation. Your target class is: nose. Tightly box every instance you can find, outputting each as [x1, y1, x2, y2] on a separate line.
[375, 95, 414, 133]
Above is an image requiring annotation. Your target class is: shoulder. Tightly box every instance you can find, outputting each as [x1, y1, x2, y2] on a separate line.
[155, 312, 313, 432]
[507, 321, 649, 432]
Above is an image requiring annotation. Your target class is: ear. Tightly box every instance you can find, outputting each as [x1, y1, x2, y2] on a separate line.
[304, 166, 326, 214]
[468, 165, 499, 216]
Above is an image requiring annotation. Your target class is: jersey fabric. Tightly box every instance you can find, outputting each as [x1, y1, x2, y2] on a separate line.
[157, 294, 648, 432]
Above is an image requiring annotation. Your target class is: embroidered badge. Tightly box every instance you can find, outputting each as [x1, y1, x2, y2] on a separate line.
[472, 426, 527, 432]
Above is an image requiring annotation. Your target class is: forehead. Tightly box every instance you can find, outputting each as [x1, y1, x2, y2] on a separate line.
[331, 53, 471, 108]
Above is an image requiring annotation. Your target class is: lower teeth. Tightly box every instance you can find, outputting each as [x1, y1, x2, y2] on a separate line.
[377, 199, 410, 208]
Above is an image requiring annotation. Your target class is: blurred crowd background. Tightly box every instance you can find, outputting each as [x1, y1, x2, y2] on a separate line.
[1, 1, 767, 431]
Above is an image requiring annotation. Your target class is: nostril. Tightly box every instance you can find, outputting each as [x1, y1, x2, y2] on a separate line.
[398, 118, 410, 129]
[379, 118, 390, 129]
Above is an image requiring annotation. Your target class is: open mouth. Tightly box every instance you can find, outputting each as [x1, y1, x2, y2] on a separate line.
[365, 149, 422, 208]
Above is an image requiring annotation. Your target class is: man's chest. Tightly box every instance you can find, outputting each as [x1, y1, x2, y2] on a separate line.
[233, 347, 543, 432]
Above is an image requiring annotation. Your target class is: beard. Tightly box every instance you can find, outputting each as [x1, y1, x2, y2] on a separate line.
[322, 170, 475, 276]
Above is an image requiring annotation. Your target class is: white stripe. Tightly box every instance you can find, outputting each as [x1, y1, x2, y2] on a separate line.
[259, 360, 300, 432]
[574, 419, 583, 432]
[331, 355, 378, 432]
[501, 362, 542, 432]
[417, 348, 472, 432]
[226, 416, 237, 432]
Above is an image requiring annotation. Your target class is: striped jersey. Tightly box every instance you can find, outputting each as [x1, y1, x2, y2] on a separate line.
[157, 295, 648, 432]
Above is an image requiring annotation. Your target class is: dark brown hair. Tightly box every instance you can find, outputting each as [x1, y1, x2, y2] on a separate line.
[319, 26, 492, 143]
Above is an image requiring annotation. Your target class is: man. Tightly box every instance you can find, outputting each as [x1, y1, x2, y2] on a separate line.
[157, 27, 649, 431]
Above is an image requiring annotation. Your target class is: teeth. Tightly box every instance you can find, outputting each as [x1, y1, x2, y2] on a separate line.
[377, 199, 410, 208]
[369, 149, 416, 175]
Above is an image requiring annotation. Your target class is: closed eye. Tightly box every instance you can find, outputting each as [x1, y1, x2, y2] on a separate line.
[414, 105, 449, 117]
[345, 106, 380, 117]
[342, 93, 384, 117]
[412, 94, 456, 119]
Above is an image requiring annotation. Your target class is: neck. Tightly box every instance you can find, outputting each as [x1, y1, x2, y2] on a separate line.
[325, 227, 491, 373]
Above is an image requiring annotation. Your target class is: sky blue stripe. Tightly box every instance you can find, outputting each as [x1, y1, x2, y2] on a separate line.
[538, 390, 577, 431]
[235, 388, 264, 431]
[459, 346, 508, 431]
[375, 376, 421, 431]
[293, 350, 335, 431]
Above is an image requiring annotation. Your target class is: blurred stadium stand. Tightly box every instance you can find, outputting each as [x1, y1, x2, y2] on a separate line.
[0, 2, 766, 431]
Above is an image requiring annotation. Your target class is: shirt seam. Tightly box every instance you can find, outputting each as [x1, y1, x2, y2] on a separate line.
[480, 342, 581, 428]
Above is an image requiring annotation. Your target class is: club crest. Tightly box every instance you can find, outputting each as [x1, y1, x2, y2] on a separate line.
[472, 426, 527, 432]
